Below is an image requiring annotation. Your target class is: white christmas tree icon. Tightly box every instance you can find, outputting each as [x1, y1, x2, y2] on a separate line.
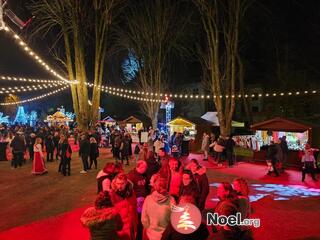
[176, 206, 196, 230]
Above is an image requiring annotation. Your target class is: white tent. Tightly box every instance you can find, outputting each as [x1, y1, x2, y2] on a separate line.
[201, 112, 244, 127]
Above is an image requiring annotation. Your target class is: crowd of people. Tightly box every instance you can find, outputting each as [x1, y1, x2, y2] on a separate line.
[201, 133, 236, 167]
[3, 123, 317, 239]
[79, 126, 255, 240]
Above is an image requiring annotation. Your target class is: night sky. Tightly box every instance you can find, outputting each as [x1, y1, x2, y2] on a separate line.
[1, 0, 320, 121]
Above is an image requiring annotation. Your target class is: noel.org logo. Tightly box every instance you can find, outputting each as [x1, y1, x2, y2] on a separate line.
[170, 203, 202, 234]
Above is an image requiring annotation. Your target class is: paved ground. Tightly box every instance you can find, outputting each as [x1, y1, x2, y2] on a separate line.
[0, 147, 320, 240]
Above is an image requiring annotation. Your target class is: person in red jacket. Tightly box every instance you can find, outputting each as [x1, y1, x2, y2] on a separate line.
[109, 173, 138, 240]
[127, 160, 149, 240]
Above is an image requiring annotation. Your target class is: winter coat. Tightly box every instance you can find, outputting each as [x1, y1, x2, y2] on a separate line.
[127, 169, 149, 198]
[179, 181, 200, 205]
[168, 171, 182, 197]
[161, 222, 209, 240]
[141, 191, 175, 240]
[10, 136, 26, 153]
[45, 138, 54, 152]
[90, 142, 99, 159]
[81, 206, 123, 240]
[58, 141, 72, 159]
[193, 166, 210, 211]
[79, 139, 90, 157]
[109, 182, 138, 240]
[96, 170, 115, 193]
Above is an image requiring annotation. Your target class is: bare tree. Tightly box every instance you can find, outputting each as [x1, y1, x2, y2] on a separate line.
[30, 0, 122, 129]
[194, 0, 251, 137]
[119, 0, 190, 128]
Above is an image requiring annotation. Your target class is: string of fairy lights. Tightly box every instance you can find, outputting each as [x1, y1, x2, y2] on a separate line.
[0, 86, 70, 106]
[0, 25, 77, 85]
[0, 24, 319, 104]
[0, 82, 67, 95]
[0, 75, 66, 84]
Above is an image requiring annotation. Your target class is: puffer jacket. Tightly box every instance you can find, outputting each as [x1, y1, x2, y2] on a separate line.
[81, 207, 123, 240]
[109, 182, 138, 240]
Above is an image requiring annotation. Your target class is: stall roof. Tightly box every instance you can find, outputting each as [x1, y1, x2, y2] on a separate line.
[251, 117, 313, 132]
[167, 117, 195, 127]
[122, 116, 142, 124]
[201, 112, 244, 127]
[99, 116, 116, 123]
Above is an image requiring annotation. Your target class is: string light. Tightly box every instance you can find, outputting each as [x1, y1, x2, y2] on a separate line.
[0, 26, 77, 85]
[0, 82, 66, 95]
[0, 75, 67, 84]
[0, 86, 70, 105]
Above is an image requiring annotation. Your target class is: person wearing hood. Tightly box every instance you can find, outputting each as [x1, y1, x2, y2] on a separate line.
[81, 191, 123, 240]
[109, 173, 138, 240]
[141, 176, 175, 240]
[97, 163, 116, 193]
[189, 159, 209, 211]
[127, 161, 149, 240]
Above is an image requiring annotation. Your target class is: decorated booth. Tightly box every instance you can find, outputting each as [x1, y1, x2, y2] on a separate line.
[44, 111, 73, 127]
[250, 117, 320, 167]
[167, 117, 196, 140]
[98, 116, 117, 127]
[120, 116, 143, 133]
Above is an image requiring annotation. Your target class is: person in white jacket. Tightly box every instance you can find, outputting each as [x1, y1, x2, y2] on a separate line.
[141, 176, 175, 240]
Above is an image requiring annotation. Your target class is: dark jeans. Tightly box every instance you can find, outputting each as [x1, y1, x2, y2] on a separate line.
[81, 155, 89, 171]
[271, 159, 279, 176]
[227, 151, 234, 166]
[121, 154, 129, 165]
[113, 147, 120, 160]
[89, 156, 97, 169]
[12, 152, 24, 168]
[54, 145, 59, 160]
[61, 157, 71, 176]
[47, 151, 54, 162]
[28, 147, 34, 161]
[302, 167, 316, 181]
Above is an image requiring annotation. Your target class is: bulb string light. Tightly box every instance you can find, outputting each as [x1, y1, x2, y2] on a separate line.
[0, 86, 70, 106]
[0, 25, 77, 85]
[0, 82, 66, 94]
[0, 75, 67, 84]
[85, 82, 319, 100]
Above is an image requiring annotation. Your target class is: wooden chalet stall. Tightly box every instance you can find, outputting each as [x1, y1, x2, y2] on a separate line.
[251, 117, 320, 167]
[98, 116, 117, 127]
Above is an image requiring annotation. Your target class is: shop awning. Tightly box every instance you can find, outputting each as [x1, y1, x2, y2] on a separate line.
[251, 117, 312, 132]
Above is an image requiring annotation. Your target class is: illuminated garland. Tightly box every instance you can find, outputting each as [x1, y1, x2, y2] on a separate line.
[0, 75, 66, 84]
[86, 82, 318, 100]
[0, 82, 66, 94]
[0, 25, 77, 84]
[0, 86, 69, 105]
[0, 24, 317, 101]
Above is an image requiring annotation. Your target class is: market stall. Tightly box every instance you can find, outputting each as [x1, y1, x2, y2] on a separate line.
[120, 116, 143, 132]
[167, 117, 197, 155]
[98, 116, 117, 127]
[44, 111, 73, 127]
[167, 117, 196, 139]
[119, 116, 143, 142]
[250, 117, 320, 167]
